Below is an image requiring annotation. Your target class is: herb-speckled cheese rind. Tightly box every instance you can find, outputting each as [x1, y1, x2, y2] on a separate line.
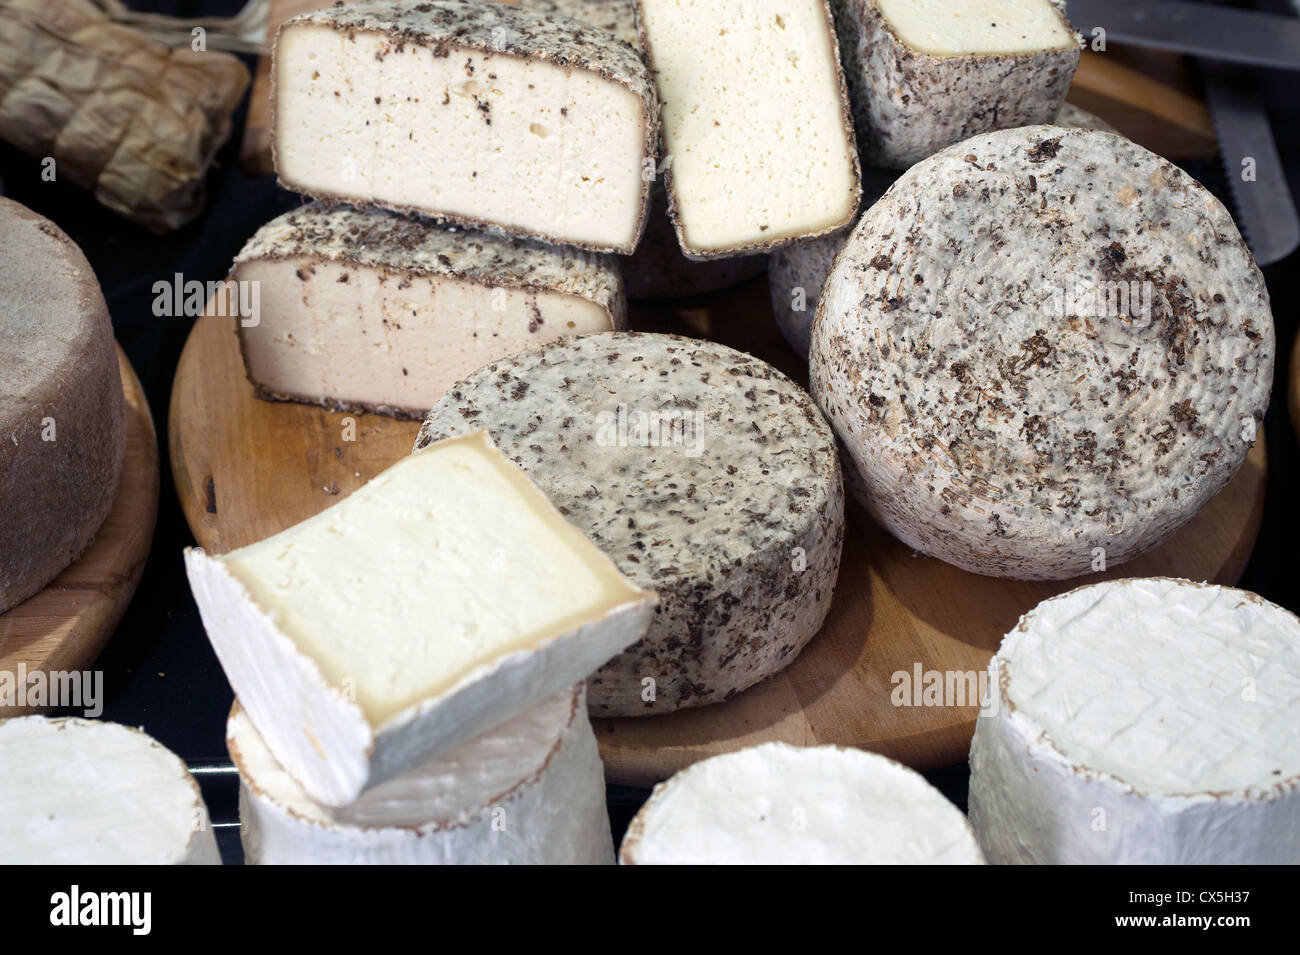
[521, 0, 640, 49]
[233, 685, 617, 864]
[770, 109, 1115, 358]
[810, 126, 1274, 580]
[418, 332, 844, 716]
[620, 743, 986, 864]
[0, 198, 125, 614]
[233, 202, 628, 418]
[831, 0, 1081, 168]
[969, 578, 1300, 864]
[271, 0, 658, 254]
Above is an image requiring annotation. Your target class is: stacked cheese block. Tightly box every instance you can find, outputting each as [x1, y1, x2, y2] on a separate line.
[187, 431, 656, 862]
[0, 718, 220, 864]
[0, 198, 125, 614]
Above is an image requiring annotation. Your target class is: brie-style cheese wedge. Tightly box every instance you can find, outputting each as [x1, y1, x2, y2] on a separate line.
[970, 578, 1300, 864]
[0, 717, 220, 864]
[272, 0, 658, 253]
[620, 743, 985, 864]
[185, 431, 656, 807]
[233, 685, 615, 864]
[634, 0, 861, 258]
[233, 203, 626, 418]
[831, 0, 1080, 167]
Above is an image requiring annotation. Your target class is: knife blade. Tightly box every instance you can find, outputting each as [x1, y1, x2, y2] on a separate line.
[1067, 0, 1300, 70]
[1201, 62, 1300, 265]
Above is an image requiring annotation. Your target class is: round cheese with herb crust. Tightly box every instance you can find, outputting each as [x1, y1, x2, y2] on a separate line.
[0, 717, 219, 864]
[810, 126, 1274, 580]
[620, 742, 985, 864]
[970, 578, 1300, 864]
[418, 332, 844, 716]
[0, 198, 124, 613]
[233, 685, 614, 864]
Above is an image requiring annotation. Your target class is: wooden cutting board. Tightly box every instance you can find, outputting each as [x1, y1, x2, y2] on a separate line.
[0, 346, 160, 714]
[169, 285, 1267, 786]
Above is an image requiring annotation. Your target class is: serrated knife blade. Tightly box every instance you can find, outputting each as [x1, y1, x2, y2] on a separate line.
[1067, 0, 1300, 70]
[1201, 63, 1300, 266]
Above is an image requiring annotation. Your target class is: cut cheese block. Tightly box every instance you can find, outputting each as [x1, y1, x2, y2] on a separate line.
[419, 333, 844, 716]
[635, 0, 861, 258]
[272, 0, 658, 253]
[232, 685, 614, 864]
[620, 742, 985, 864]
[0, 198, 125, 613]
[521, 0, 640, 49]
[970, 578, 1300, 864]
[831, 0, 1081, 168]
[0, 717, 220, 864]
[810, 127, 1274, 579]
[233, 202, 626, 418]
[770, 108, 1111, 358]
[184, 431, 655, 806]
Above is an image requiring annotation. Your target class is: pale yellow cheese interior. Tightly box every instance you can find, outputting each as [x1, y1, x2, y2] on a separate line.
[221, 432, 641, 726]
[275, 24, 647, 248]
[237, 257, 612, 414]
[876, 0, 1076, 56]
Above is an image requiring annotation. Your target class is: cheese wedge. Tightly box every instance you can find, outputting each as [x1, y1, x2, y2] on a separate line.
[233, 203, 625, 418]
[185, 431, 656, 807]
[831, 0, 1080, 167]
[0, 717, 220, 864]
[272, 0, 658, 253]
[634, 0, 861, 257]
[970, 579, 1300, 864]
[621, 743, 985, 864]
[233, 686, 614, 864]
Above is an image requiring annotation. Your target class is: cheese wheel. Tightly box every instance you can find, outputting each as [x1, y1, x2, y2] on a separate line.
[0, 198, 124, 613]
[811, 126, 1274, 579]
[0, 717, 219, 864]
[419, 332, 844, 716]
[970, 578, 1300, 864]
[232, 686, 615, 864]
[621, 742, 985, 864]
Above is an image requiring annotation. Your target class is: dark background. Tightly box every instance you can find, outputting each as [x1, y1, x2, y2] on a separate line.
[5, 0, 1297, 864]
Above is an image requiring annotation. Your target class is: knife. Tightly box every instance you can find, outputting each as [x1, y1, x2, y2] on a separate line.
[1067, 0, 1300, 70]
[1200, 62, 1300, 265]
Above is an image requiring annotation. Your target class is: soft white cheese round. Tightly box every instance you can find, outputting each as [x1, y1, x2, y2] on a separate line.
[0, 717, 219, 864]
[970, 578, 1300, 864]
[621, 742, 985, 864]
[811, 126, 1274, 579]
[231, 685, 616, 864]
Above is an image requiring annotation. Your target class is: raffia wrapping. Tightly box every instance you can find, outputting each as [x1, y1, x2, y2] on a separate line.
[0, 0, 250, 232]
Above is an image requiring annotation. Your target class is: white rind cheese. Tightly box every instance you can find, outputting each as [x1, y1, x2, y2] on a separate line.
[0, 198, 125, 614]
[635, 0, 862, 258]
[970, 578, 1300, 864]
[831, 0, 1080, 168]
[233, 202, 626, 418]
[419, 333, 844, 717]
[272, 0, 658, 253]
[620, 742, 985, 864]
[185, 431, 655, 806]
[233, 685, 616, 864]
[810, 127, 1274, 580]
[522, 0, 640, 49]
[770, 108, 1114, 358]
[0, 717, 220, 864]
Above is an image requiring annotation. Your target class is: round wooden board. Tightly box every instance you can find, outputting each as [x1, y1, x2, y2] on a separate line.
[170, 283, 1267, 787]
[0, 345, 160, 713]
